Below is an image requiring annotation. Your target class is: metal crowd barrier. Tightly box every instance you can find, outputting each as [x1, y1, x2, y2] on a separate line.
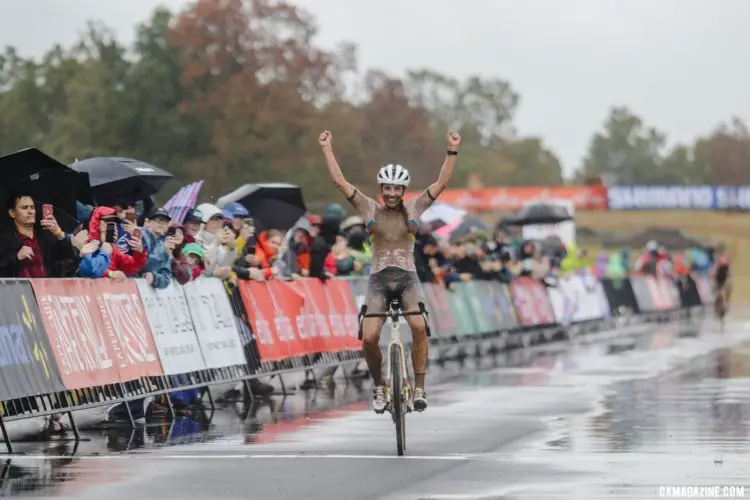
[0, 272, 710, 453]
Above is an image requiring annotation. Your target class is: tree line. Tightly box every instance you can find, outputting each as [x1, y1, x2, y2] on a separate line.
[1, 0, 748, 207]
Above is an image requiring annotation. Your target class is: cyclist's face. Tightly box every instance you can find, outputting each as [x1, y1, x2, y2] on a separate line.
[381, 184, 404, 209]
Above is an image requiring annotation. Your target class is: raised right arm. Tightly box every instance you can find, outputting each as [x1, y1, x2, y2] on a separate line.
[319, 130, 356, 199]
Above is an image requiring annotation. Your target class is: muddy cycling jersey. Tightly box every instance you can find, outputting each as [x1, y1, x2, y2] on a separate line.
[347, 188, 435, 311]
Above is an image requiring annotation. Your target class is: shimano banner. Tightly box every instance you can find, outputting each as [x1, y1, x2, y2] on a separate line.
[0, 281, 65, 399]
[607, 185, 750, 210]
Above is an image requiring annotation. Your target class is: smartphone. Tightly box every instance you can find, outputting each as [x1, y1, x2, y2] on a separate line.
[42, 204, 53, 219]
[105, 222, 117, 244]
[132, 228, 142, 240]
[244, 217, 254, 229]
[166, 226, 177, 238]
[125, 212, 136, 224]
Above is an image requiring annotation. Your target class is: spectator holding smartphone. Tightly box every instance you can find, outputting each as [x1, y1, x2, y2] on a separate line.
[78, 207, 147, 280]
[0, 191, 75, 278]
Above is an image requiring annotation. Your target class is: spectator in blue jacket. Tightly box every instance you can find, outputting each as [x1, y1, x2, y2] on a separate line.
[139, 208, 177, 289]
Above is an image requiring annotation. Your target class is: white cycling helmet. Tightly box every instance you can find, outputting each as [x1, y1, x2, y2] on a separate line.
[377, 164, 410, 187]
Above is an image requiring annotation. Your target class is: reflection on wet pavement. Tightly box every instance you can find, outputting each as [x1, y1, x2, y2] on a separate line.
[502, 339, 750, 498]
[3, 320, 750, 499]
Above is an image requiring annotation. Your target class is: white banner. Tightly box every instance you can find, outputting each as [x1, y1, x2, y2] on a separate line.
[135, 279, 207, 375]
[548, 273, 608, 325]
[183, 277, 246, 369]
[568, 273, 607, 322]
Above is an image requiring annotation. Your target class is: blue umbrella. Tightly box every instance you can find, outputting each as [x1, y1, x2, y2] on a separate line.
[222, 201, 249, 219]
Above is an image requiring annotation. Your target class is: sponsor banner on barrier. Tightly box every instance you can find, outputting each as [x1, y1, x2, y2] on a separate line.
[629, 276, 655, 312]
[510, 277, 556, 327]
[93, 280, 163, 379]
[608, 185, 750, 211]
[422, 283, 454, 337]
[694, 276, 715, 305]
[240, 281, 284, 362]
[300, 279, 339, 352]
[32, 279, 120, 389]
[489, 283, 519, 330]
[446, 286, 477, 336]
[328, 280, 361, 350]
[575, 273, 608, 322]
[0, 281, 65, 400]
[135, 280, 207, 375]
[600, 277, 640, 315]
[465, 281, 499, 334]
[641, 276, 679, 311]
[403, 186, 608, 211]
[183, 278, 246, 368]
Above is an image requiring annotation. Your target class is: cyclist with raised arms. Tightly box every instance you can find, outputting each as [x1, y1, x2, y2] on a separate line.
[319, 129, 460, 413]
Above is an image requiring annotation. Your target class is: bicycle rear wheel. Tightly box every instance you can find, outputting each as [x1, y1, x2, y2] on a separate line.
[390, 343, 406, 456]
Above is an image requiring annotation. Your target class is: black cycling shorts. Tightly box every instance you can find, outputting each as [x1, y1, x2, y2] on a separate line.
[365, 266, 425, 312]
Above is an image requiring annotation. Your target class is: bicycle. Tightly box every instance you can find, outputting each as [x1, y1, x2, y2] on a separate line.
[358, 295, 431, 456]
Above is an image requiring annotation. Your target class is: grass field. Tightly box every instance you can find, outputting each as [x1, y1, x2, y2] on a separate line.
[576, 210, 750, 301]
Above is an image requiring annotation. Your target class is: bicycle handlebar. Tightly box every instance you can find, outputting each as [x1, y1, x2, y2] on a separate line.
[361, 310, 423, 318]
[357, 302, 432, 341]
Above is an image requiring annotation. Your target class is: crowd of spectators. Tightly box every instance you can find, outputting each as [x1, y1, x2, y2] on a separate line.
[1, 190, 722, 293]
[0, 190, 726, 424]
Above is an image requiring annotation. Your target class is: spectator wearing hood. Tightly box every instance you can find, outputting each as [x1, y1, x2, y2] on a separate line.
[139, 208, 177, 289]
[341, 215, 372, 273]
[254, 229, 285, 279]
[80, 207, 147, 280]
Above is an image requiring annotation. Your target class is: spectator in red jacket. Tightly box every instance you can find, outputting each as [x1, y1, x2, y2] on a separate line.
[255, 229, 284, 279]
[87, 206, 147, 280]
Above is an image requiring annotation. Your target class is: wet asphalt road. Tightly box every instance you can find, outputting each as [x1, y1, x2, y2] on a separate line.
[3, 317, 750, 499]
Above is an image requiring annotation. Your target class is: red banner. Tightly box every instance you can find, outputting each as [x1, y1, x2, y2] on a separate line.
[403, 186, 608, 211]
[92, 280, 163, 379]
[644, 276, 671, 311]
[287, 281, 329, 354]
[301, 279, 344, 353]
[328, 280, 361, 350]
[266, 280, 307, 358]
[510, 277, 556, 326]
[32, 279, 120, 389]
[239, 281, 286, 362]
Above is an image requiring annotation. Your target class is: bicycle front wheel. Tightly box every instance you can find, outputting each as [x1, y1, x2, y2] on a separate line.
[390, 343, 406, 456]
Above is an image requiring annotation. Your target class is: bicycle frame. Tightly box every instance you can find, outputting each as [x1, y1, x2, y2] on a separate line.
[383, 307, 412, 412]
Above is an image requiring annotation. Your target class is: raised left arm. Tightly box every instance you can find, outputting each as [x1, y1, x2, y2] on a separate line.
[427, 130, 461, 200]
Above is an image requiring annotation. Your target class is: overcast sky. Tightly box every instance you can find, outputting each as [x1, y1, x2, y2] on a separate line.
[2, 0, 749, 176]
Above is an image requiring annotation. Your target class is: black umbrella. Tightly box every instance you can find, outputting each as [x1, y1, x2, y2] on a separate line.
[216, 183, 307, 232]
[0, 148, 92, 232]
[506, 203, 573, 226]
[71, 157, 173, 204]
[448, 215, 490, 240]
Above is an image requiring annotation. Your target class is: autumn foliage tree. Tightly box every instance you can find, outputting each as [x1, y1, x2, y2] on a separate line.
[0, 0, 742, 207]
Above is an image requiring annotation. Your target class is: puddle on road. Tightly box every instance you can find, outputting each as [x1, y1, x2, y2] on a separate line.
[499, 332, 750, 499]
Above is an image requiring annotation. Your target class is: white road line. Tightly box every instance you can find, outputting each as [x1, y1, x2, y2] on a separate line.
[0, 453, 509, 462]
